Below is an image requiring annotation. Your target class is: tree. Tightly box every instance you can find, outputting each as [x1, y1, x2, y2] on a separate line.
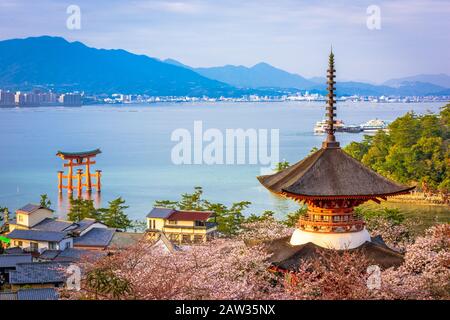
[40, 194, 51, 209]
[98, 197, 132, 231]
[344, 105, 449, 200]
[68, 198, 99, 222]
[275, 160, 290, 172]
[282, 207, 307, 227]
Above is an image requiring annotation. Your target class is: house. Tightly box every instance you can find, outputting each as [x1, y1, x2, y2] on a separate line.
[4, 202, 110, 253]
[146, 207, 217, 244]
[8, 261, 70, 291]
[6, 229, 73, 253]
[8, 204, 54, 231]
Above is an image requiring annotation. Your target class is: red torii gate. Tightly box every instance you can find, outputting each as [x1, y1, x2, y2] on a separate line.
[56, 149, 102, 196]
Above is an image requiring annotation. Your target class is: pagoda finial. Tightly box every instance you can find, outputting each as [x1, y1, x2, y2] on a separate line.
[322, 47, 340, 149]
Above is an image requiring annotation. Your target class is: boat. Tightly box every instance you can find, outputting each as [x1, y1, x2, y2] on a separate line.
[360, 119, 389, 132]
[314, 119, 361, 134]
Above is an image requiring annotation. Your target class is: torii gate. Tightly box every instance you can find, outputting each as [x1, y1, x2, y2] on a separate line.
[56, 149, 102, 196]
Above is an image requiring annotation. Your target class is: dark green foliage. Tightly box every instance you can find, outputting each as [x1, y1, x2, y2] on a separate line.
[39, 194, 51, 209]
[68, 197, 133, 231]
[282, 207, 308, 227]
[86, 268, 133, 299]
[67, 198, 99, 222]
[275, 161, 290, 172]
[344, 104, 450, 194]
[98, 197, 132, 231]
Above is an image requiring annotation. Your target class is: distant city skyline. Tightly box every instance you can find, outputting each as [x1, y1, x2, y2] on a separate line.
[0, 0, 449, 83]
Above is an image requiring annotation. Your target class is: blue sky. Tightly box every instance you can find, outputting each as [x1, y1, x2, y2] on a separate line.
[0, 0, 449, 82]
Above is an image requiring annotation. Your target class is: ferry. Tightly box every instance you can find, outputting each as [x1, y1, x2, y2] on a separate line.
[360, 119, 389, 132]
[314, 119, 362, 134]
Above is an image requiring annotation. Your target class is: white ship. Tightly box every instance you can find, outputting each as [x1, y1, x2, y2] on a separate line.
[314, 119, 345, 134]
[360, 119, 389, 132]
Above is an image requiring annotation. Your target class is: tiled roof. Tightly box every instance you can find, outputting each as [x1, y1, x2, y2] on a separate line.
[4, 247, 24, 254]
[0, 292, 17, 300]
[33, 218, 75, 233]
[73, 228, 115, 248]
[0, 254, 32, 268]
[9, 261, 70, 284]
[56, 248, 106, 262]
[167, 210, 213, 221]
[17, 203, 53, 214]
[109, 232, 144, 249]
[7, 229, 66, 242]
[38, 250, 62, 260]
[146, 207, 175, 219]
[17, 288, 58, 300]
[72, 218, 103, 234]
[17, 203, 41, 214]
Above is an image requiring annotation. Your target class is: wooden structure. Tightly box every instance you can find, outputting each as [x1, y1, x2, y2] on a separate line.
[257, 50, 414, 251]
[56, 149, 102, 196]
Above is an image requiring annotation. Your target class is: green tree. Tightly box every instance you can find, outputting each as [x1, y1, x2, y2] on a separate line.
[98, 197, 132, 231]
[86, 268, 133, 299]
[283, 207, 307, 227]
[68, 198, 99, 222]
[275, 160, 290, 172]
[245, 210, 275, 223]
[40, 194, 51, 209]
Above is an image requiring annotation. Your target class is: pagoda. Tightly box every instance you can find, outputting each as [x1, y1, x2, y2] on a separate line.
[258, 50, 414, 253]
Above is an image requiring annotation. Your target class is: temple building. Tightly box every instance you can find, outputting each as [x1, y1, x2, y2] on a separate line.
[257, 50, 414, 269]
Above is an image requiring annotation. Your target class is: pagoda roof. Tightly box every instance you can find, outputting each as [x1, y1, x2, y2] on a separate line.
[56, 148, 101, 159]
[266, 236, 404, 271]
[257, 147, 414, 200]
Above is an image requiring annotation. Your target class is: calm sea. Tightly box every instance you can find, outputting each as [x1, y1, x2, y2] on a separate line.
[0, 101, 448, 224]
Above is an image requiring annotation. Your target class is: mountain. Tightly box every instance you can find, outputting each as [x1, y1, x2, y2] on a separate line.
[173, 61, 315, 89]
[0, 36, 239, 96]
[384, 74, 450, 88]
[195, 62, 315, 89]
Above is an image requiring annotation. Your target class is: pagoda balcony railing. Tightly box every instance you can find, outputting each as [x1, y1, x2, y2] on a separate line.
[298, 215, 365, 233]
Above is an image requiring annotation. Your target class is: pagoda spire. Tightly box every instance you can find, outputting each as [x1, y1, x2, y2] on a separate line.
[322, 48, 340, 148]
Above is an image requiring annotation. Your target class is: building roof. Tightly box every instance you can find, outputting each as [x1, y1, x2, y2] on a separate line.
[38, 250, 62, 260]
[56, 248, 106, 262]
[0, 254, 32, 268]
[4, 247, 24, 254]
[257, 147, 414, 200]
[9, 261, 70, 284]
[56, 148, 101, 159]
[7, 229, 67, 242]
[73, 228, 115, 248]
[109, 232, 145, 249]
[33, 218, 75, 233]
[0, 292, 17, 300]
[71, 218, 104, 235]
[16, 203, 53, 215]
[266, 236, 404, 271]
[167, 210, 214, 221]
[147, 207, 175, 219]
[17, 288, 58, 300]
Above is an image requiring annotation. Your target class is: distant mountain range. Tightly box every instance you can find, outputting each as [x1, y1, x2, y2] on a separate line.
[0, 36, 238, 96]
[165, 58, 450, 96]
[0, 36, 449, 97]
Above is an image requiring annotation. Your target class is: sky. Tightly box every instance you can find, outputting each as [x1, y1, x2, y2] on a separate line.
[0, 0, 449, 83]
